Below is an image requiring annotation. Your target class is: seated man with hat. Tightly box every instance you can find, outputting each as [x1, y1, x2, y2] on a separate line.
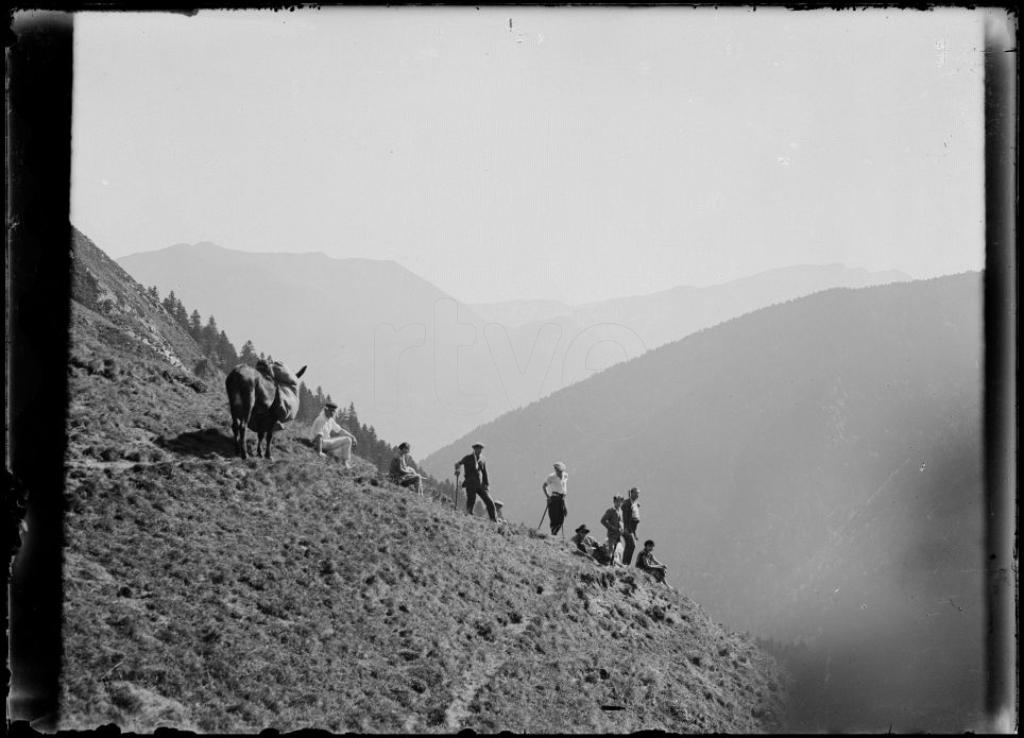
[311, 402, 357, 469]
[570, 524, 602, 561]
[389, 442, 424, 495]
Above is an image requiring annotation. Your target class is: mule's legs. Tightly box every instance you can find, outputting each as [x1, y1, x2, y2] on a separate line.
[264, 429, 275, 461]
[256, 431, 264, 458]
[231, 416, 249, 459]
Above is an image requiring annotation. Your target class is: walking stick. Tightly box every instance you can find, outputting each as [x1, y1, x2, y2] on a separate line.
[454, 471, 460, 511]
[536, 499, 548, 531]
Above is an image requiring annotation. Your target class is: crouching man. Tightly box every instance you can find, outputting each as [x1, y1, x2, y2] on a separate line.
[311, 402, 357, 469]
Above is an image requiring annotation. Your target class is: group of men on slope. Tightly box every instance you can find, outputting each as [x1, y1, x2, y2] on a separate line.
[543, 461, 668, 584]
[310, 403, 666, 583]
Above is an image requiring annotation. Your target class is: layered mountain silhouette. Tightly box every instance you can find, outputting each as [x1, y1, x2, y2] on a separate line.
[469, 297, 574, 327]
[119, 244, 906, 455]
[423, 273, 984, 732]
[55, 227, 786, 732]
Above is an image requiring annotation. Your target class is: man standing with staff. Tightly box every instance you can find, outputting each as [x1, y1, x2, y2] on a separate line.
[454, 442, 497, 522]
[541, 462, 569, 536]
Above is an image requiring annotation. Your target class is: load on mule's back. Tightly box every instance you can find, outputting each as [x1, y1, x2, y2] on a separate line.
[225, 359, 307, 460]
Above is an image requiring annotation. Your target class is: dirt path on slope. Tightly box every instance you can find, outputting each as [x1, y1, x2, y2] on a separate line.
[442, 619, 530, 731]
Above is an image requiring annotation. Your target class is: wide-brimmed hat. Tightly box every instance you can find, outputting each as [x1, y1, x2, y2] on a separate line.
[575, 524, 589, 535]
[324, 402, 338, 410]
[553, 462, 566, 471]
[471, 442, 485, 449]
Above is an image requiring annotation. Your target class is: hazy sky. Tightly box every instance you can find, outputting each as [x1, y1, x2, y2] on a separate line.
[71, 7, 985, 305]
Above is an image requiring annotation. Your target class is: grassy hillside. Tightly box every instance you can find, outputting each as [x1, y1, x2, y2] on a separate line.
[58, 228, 785, 732]
[422, 273, 984, 731]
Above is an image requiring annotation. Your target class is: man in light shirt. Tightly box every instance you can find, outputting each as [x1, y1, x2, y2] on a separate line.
[542, 462, 568, 536]
[311, 402, 357, 469]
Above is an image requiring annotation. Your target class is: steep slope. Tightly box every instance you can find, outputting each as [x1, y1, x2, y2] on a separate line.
[118, 245, 906, 455]
[423, 273, 984, 732]
[71, 228, 205, 373]
[59, 230, 785, 733]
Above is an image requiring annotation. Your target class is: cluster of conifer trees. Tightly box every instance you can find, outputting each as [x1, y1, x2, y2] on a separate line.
[148, 285, 451, 494]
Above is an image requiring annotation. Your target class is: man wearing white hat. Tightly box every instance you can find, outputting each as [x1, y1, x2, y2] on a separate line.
[542, 462, 569, 536]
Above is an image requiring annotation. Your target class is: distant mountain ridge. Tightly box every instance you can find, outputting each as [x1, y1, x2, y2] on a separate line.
[119, 243, 910, 455]
[422, 272, 984, 731]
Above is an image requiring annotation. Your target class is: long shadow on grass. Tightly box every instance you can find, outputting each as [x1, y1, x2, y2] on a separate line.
[156, 427, 237, 460]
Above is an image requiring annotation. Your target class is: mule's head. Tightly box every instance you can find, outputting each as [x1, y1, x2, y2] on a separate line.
[269, 362, 306, 423]
[270, 362, 307, 389]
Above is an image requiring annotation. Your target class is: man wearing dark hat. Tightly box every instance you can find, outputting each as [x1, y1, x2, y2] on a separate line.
[454, 442, 497, 521]
[571, 524, 601, 560]
[311, 401, 357, 469]
[389, 442, 423, 495]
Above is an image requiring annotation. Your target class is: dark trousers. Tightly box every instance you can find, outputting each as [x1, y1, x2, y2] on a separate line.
[639, 564, 666, 583]
[547, 495, 567, 535]
[622, 527, 638, 565]
[465, 485, 497, 521]
[605, 531, 622, 565]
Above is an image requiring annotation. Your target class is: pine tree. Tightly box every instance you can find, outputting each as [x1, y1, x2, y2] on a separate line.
[147, 285, 160, 302]
[217, 330, 238, 369]
[162, 290, 177, 315]
[174, 300, 189, 329]
[201, 316, 219, 356]
[189, 309, 203, 339]
[239, 340, 257, 366]
[297, 382, 318, 422]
